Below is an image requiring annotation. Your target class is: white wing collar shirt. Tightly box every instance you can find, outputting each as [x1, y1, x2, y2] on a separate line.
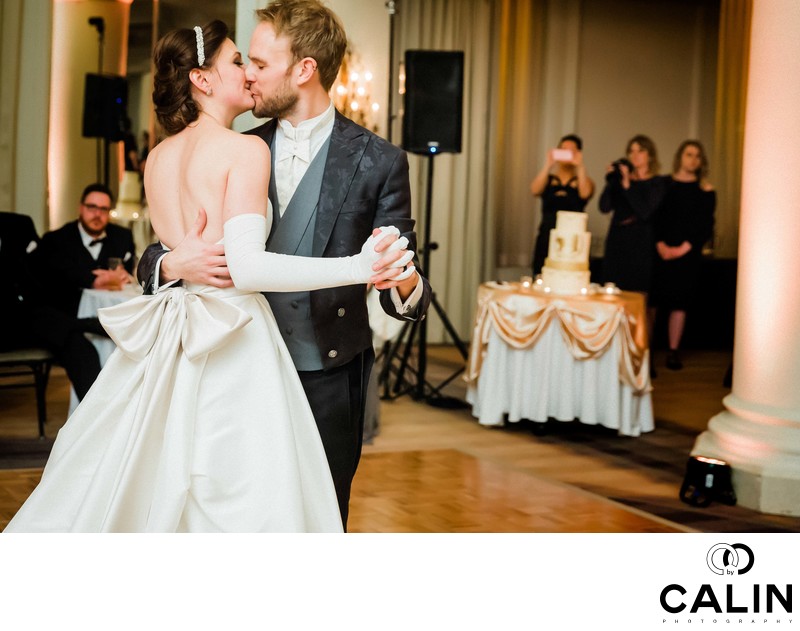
[273, 101, 335, 216]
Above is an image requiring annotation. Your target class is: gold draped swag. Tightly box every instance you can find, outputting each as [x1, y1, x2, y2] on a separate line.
[466, 283, 651, 394]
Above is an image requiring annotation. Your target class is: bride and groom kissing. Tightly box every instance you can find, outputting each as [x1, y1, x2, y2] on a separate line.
[5, 0, 430, 533]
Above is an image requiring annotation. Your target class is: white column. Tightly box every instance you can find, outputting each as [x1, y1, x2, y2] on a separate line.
[692, 0, 800, 516]
[49, 0, 131, 230]
[0, 1, 51, 233]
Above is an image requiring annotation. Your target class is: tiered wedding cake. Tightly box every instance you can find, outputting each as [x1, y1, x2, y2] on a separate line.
[540, 210, 591, 295]
[114, 171, 142, 220]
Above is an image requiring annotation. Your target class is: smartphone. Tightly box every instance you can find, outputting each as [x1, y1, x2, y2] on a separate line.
[552, 148, 574, 162]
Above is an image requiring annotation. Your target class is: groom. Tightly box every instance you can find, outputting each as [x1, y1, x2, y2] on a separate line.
[138, 0, 431, 528]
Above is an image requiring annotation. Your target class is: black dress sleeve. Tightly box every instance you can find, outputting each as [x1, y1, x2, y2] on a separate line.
[598, 182, 616, 214]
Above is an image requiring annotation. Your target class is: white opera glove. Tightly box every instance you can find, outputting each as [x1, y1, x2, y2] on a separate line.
[223, 213, 410, 292]
[380, 230, 416, 282]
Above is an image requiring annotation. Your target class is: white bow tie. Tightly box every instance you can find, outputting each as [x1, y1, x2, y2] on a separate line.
[277, 128, 311, 163]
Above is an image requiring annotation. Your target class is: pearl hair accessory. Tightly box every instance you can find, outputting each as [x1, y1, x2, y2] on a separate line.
[193, 26, 205, 66]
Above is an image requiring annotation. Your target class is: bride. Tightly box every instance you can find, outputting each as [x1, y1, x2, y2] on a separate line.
[4, 21, 412, 533]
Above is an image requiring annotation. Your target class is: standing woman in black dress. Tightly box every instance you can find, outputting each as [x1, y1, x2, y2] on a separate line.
[651, 140, 716, 370]
[599, 134, 667, 293]
[530, 134, 595, 275]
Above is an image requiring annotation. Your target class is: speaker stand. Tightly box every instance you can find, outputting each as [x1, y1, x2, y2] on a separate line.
[378, 152, 469, 408]
[90, 17, 107, 185]
[385, 1, 397, 142]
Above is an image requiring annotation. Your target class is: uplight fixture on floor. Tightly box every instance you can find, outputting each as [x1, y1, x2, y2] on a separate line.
[679, 456, 737, 508]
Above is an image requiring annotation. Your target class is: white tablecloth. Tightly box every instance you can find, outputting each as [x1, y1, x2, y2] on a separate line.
[465, 282, 654, 437]
[69, 285, 143, 413]
[466, 325, 654, 436]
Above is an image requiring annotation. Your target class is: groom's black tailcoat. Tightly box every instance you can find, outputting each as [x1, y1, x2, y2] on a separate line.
[245, 111, 431, 368]
[138, 111, 431, 527]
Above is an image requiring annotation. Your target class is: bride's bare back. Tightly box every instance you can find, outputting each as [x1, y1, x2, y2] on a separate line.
[144, 116, 270, 248]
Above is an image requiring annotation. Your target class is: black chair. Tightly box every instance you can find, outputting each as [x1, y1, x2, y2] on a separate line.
[0, 348, 54, 438]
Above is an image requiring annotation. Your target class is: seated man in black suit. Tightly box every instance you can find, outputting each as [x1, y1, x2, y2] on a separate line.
[0, 212, 101, 400]
[38, 183, 136, 316]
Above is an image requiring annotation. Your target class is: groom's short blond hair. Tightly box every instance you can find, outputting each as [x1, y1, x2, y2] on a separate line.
[256, 0, 347, 92]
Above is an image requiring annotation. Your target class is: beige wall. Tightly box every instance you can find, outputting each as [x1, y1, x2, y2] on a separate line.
[49, 0, 131, 230]
[524, 0, 720, 268]
[326, 0, 391, 139]
[16, 2, 52, 233]
[575, 0, 719, 257]
[0, 0, 52, 233]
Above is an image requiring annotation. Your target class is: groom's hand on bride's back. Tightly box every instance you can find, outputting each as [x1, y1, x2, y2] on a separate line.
[161, 208, 234, 288]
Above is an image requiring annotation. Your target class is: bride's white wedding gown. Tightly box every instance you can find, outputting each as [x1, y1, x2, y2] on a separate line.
[5, 216, 346, 533]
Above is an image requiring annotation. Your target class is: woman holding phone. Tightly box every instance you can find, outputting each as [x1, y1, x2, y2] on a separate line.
[529, 134, 594, 275]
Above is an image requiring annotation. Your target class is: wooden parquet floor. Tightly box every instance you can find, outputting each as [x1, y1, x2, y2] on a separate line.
[1, 347, 798, 532]
[349, 449, 679, 532]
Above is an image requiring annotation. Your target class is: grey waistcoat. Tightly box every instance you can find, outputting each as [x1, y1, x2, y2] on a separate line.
[263, 138, 332, 371]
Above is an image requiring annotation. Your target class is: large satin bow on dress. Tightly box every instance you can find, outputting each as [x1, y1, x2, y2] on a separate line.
[98, 287, 252, 361]
[65, 287, 255, 531]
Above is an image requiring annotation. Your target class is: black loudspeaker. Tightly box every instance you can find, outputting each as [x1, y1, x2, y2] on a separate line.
[82, 73, 128, 141]
[402, 50, 464, 155]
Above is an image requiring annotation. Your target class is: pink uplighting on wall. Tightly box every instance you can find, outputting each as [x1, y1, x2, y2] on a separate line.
[48, 0, 131, 230]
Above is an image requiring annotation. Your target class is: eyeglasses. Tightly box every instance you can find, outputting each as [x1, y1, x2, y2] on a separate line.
[82, 203, 111, 213]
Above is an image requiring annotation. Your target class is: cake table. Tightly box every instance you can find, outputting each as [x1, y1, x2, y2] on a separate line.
[465, 281, 654, 436]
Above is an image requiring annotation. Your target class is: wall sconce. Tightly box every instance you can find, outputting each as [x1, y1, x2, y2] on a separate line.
[679, 456, 737, 508]
[331, 48, 379, 132]
[398, 61, 406, 95]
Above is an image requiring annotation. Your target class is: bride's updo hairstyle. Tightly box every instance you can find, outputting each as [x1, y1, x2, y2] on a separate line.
[152, 20, 228, 136]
